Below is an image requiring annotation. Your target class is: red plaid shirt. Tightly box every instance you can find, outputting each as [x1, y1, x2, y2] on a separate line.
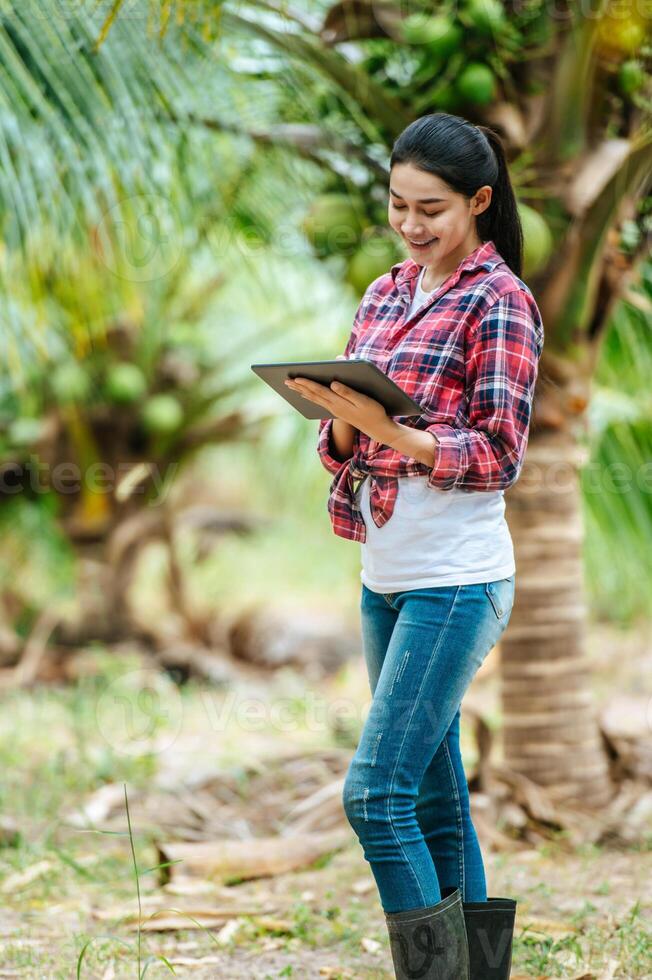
[317, 239, 544, 542]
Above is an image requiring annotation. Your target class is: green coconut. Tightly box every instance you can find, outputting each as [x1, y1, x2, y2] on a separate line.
[518, 203, 553, 277]
[141, 394, 184, 435]
[301, 193, 365, 258]
[51, 362, 91, 404]
[345, 236, 402, 295]
[401, 14, 438, 45]
[105, 363, 147, 405]
[403, 15, 463, 58]
[455, 62, 496, 105]
[465, 0, 506, 36]
[618, 60, 645, 96]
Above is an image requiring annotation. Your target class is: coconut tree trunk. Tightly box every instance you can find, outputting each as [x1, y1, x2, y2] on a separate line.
[502, 426, 615, 808]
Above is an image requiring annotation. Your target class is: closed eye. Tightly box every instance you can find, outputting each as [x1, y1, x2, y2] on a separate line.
[392, 204, 440, 216]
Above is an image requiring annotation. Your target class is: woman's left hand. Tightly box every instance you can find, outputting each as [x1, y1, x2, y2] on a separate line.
[284, 376, 392, 443]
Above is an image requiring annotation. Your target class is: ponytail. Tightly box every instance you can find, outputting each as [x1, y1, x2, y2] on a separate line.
[390, 113, 524, 278]
[475, 125, 523, 278]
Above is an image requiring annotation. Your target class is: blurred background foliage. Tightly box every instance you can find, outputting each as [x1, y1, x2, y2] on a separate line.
[584, 259, 652, 624]
[0, 10, 650, 968]
[0, 0, 650, 650]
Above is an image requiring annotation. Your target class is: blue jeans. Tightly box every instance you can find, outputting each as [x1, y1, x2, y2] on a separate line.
[342, 576, 515, 914]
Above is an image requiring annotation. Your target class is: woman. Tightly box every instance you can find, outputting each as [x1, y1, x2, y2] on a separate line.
[284, 112, 543, 980]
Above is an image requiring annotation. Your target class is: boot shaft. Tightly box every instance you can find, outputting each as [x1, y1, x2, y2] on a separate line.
[384, 888, 470, 979]
[442, 887, 517, 980]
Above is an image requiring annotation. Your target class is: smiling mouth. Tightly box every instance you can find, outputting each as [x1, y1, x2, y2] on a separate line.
[406, 237, 438, 247]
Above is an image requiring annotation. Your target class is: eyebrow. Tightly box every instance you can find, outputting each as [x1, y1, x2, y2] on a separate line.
[389, 187, 447, 203]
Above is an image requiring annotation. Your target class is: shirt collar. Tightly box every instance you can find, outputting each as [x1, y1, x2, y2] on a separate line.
[390, 239, 504, 289]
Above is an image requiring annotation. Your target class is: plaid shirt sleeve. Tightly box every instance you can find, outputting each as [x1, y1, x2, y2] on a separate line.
[316, 293, 368, 476]
[424, 288, 544, 491]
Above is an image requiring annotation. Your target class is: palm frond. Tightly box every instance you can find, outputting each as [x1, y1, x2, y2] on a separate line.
[541, 128, 652, 346]
[218, 4, 411, 140]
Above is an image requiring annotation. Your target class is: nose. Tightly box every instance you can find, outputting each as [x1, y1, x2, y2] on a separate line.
[401, 219, 427, 236]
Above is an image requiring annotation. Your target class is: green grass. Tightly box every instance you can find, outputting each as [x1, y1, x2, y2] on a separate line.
[0, 654, 650, 977]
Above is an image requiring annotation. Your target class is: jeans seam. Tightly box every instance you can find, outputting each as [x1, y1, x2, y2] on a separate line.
[442, 736, 465, 901]
[385, 585, 462, 908]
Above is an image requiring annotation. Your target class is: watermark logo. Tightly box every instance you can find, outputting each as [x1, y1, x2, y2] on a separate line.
[93, 194, 182, 283]
[95, 667, 183, 755]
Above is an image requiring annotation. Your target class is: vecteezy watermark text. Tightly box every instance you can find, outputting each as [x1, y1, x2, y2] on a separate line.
[0, 456, 179, 504]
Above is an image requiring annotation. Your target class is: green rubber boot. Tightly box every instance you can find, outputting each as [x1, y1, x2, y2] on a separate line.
[441, 887, 517, 979]
[384, 888, 470, 979]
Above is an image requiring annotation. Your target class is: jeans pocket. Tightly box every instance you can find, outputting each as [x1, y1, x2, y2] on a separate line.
[484, 576, 515, 621]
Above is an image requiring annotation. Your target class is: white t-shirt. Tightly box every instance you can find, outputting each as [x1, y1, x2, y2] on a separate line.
[356, 264, 516, 592]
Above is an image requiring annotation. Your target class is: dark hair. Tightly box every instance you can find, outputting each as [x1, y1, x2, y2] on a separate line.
[389, 112, 523, 277]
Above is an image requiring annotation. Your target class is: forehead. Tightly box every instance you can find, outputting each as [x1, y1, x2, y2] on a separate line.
[389, 163, 451, 200]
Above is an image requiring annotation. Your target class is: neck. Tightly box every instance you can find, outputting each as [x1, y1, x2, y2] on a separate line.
[421, 234, 484, 291]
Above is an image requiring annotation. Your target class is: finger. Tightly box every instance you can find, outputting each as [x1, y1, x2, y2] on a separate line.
[285, 379, 313, 392]
[329, 381, 362, 404]
[286, 378, 343, 411]
[297, 380, 333, 397]
[287, 377, 319, 389]
[290, 388, 322, 405]
[287, 380, 333, 404]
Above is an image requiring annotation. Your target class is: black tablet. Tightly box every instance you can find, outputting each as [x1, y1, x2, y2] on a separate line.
[250, 358, 424, 420]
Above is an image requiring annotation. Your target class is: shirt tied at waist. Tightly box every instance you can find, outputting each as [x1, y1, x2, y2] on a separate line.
[329, 451, 401, 536]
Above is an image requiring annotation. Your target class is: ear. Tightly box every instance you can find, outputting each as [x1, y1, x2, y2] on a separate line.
[472, 185, 493, 216]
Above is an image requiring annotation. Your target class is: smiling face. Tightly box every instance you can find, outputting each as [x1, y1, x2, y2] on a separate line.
[388, 162, 492, 281]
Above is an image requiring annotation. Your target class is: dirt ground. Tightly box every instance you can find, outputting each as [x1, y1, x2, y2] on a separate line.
[0, 836, 649, 978]
[0, 620, 650, 978]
